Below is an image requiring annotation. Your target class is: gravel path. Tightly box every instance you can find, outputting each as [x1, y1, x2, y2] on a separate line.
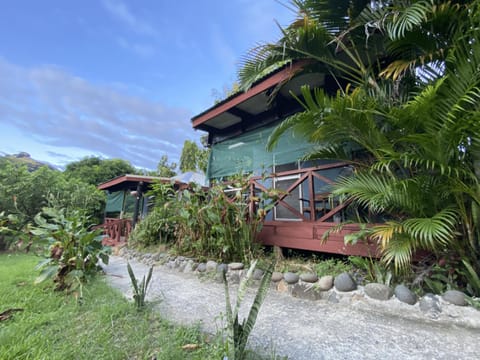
[104, 256, 480, 360]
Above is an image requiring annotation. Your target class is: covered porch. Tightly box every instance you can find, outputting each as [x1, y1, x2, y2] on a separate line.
[97, 174, 183, 246]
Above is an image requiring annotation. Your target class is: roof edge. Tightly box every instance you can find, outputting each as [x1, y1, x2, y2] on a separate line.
[191, 60, 309, 129]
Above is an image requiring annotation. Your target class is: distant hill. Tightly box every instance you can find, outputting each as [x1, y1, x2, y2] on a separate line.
[0, 152, 58, 172]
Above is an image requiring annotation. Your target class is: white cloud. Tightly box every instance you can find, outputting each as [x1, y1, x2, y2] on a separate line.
[0, 58, 199, 169]
[101, 0, 157, 36]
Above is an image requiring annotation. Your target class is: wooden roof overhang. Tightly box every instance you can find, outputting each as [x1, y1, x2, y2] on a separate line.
[191, 60, 327, 145]
[97, 174, 180, 193]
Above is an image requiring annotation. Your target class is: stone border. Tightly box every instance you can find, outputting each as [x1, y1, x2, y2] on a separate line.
[118, 247, 480, 328]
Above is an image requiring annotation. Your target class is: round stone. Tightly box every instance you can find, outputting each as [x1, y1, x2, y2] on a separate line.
[206, 260, 218, 272]
[228, 262, 244, 270]
[196, 263, 207, 273]
[334, 272, 357, 292]
[364, 283, 393, 301]
[216, 263, 228, 273]
[284, 272, 299, 284]
[442, 290, 467, 306]
[253, 268, 264, 280]
[271, 272, 283, 282]
[394, 284, 417, 305]
[318, 275, 334, 291]
[300, 273, 319, 283]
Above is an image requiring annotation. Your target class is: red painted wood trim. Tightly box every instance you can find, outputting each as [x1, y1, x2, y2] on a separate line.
[191, 61, 307, 128]
[258, 221, 379, 257]
[98, 174, 179, 190]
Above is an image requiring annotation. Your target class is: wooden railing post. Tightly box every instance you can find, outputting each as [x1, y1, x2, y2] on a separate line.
[308, 169, 315, 221]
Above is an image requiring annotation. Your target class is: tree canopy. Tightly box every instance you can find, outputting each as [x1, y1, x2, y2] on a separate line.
[155, 155, 177, 177]
[64, 156, 137, 185]
[179, 140, 209, 174]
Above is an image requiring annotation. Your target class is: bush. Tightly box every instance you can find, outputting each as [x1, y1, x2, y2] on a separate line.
[131, 177, 275, 263]
[173, 180, 268, 263]
[129, 205, 176, 247]
[32, 207, 110, 291]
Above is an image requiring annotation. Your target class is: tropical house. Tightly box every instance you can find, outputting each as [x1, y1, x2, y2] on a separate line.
[97, 174, 185, 245]
[191, 62, 376, 257]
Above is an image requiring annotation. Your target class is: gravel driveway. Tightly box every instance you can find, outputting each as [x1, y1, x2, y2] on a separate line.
[103, 256, 480, 360]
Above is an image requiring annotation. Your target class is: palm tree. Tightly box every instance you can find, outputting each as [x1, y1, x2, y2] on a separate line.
[240, 0, 480, 291]
[353, 0, 475, 82]
[238, 0, 374, 91]
[265, 7, 480, 292]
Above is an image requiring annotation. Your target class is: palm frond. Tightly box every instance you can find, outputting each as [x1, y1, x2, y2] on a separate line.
[380, 232, 415, 274]
[402, 208, 458, 249]
[385, 1, 430, 40]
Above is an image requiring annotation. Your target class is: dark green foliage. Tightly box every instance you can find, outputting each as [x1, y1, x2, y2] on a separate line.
[64, 156, 136, 185]
[0, 212, 21, 251]
[32, 207, 110, 291]
[173, 180, 269, 263]
[129, 181, 178, 247]
[239, 0, 480, 294]
[127, 263, 153, 310]
[0, 160, 105, 232]
[130, 178, 275, 263]
[222, 260, 274, 360]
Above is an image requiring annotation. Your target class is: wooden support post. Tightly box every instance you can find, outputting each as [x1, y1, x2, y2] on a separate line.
[131, 182, 143, 229]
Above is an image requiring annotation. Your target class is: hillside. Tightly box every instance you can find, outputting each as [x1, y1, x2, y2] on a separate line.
[0, 152, 58, 172]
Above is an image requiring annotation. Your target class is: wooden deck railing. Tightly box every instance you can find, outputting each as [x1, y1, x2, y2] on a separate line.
[246, 162, 352, 223]
[100, 218, 132, 246]
[241, 163, 379, 256]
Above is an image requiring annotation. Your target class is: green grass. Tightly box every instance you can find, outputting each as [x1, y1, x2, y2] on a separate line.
[0, 253, 225, 359]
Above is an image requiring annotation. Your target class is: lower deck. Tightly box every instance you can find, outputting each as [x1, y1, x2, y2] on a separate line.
[258, 221, 377, 257]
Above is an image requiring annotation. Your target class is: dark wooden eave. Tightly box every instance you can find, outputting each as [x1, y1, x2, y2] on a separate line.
[191, 61, 306, 130]
[97, 174, 179, 192]
[190, 59, 333, 141]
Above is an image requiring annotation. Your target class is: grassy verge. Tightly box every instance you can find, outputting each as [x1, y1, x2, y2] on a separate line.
[0, 253, 225, 359]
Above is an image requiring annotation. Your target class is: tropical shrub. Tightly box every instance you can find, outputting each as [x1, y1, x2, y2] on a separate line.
[129, 206, 176, 247]
[0, 211, 22, 251]
[129, 181, 178, 247]
[174, 179, 272, 263]
[32, 207, 110, 291]
[131, 177, 274, 263]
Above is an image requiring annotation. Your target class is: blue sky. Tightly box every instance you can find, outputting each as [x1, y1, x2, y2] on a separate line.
[0, 0, 293, 170]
